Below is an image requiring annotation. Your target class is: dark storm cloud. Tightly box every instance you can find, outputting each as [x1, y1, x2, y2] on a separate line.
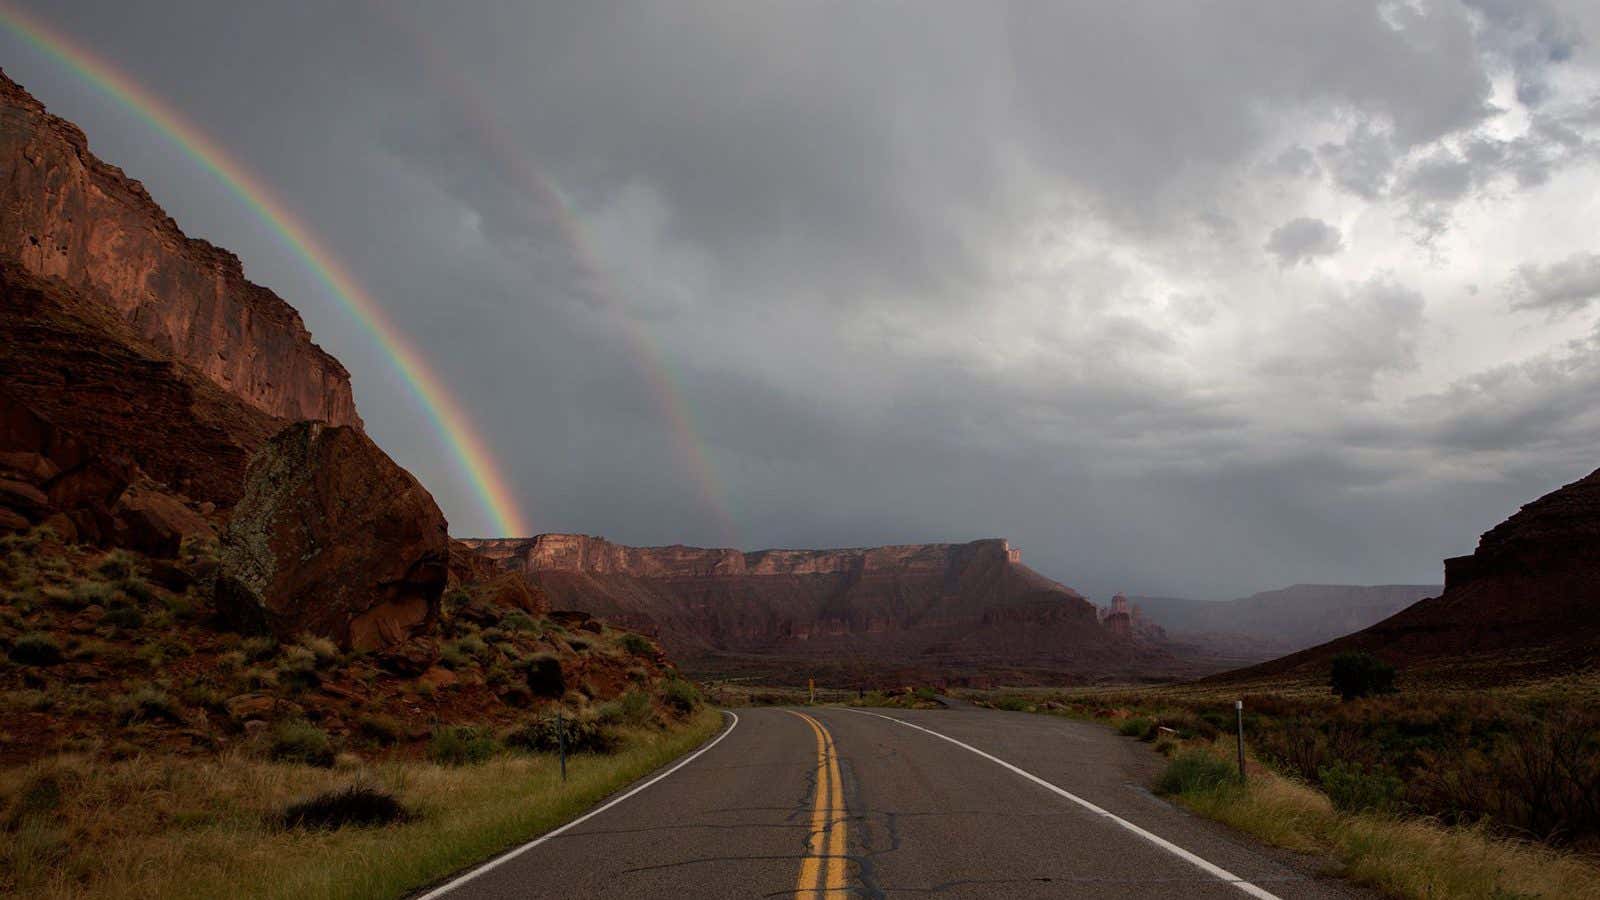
[1464, 0, 1583, 106]
[1265, 217, 1344, 266]
[1508, 252, 1600, 313]
[4, 0, 1599, 601]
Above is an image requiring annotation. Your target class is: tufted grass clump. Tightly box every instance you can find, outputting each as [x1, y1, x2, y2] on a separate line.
[1154, 750, 1240, 798]
[268, 719, 335, 767]
[427, 726, 499, 766]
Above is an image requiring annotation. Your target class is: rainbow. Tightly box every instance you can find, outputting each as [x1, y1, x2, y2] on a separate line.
[377, 7, 738, 546]
[0, 2, 530, 538]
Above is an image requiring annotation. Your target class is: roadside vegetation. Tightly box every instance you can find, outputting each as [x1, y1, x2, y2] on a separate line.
[0, 705, 722, 899]
[968, 660, 1600, 900]
[0, 525, 728, 899]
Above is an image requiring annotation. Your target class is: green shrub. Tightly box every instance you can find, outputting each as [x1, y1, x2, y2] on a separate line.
[457, 635, 490, 662]
[275, 786, 411, 830]
[295, 634, 339, 667]
[356, 714, 403, 746]
[278, 645, 318, 673]
[240, 636, 279, 662]
[913, 686, 938, 702]
[1330, 651, 1397, 701]
[160, 591, 197, 620]
[100, 604, 144, 630]
[95, 550, 139, 580]
[276, 645, 320, 691]
[1318, 761, 1403, 813]
[597, 690, 654, 727]
[1154, 751, 1240, 797]
[618, 633, 654, 657]
[116, 686, 182, 725]
[662, 678, 700, 715]
[269, 719, 335, 766]
[116, 575, 160, 606]
[68, 580, 114, 609]
[427, 726, 498, 766]
[8, 632, 62, 666]
[438, 643, 468, 670]
[991, 695, 1031, 712]
[501, 613, 538, 633]
[504, 711, 619, 755]
[1117, 716, 1154, 738]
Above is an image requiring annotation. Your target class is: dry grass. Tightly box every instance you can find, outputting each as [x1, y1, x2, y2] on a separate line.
[0, 707, 725, 900]
[1170, 744, 1600, 899]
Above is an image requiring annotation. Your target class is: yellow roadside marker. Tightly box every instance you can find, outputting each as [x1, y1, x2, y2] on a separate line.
[786, 710, 850, 898]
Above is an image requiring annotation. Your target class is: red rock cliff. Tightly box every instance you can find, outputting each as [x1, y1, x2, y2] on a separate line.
[0, 70, 360, 428]
[467, 533, 1018, 580]
[463, 534, 1177, 684]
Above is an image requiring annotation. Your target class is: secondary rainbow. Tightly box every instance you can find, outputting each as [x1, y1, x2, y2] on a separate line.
[0, 2, 530, 538]
[378, 8, 738, 545]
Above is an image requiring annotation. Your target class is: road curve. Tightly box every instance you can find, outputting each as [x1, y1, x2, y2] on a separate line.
[420, 705, 1374, 899]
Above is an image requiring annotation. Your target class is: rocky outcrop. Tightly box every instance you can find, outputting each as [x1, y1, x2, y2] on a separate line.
[217, 422, 448, 651]
[464, 535, 1176, 683]
[1224, 468, 1600, 681]
[0, 70, 360, 428]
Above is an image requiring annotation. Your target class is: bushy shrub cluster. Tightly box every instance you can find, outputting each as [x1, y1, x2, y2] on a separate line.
[427, 726, 499, 766]
[1154, 751, 1239, 797]
[504, 711, 619, 755]
[662, 678, 700, 715]
[1329, 652, 1396, 700]
[597, 690, 654, 728]
[618, 633, 654, 657]
[1245, 696, 1600, 845]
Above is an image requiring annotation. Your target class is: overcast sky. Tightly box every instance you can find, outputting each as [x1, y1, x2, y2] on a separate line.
[6, 1, 1600, 600]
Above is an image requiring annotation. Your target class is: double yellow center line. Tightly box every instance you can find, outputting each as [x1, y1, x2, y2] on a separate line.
[787, 710, 850, 897]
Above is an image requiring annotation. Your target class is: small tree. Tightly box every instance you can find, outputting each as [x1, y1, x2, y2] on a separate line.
[1330, 651, 1396, 701]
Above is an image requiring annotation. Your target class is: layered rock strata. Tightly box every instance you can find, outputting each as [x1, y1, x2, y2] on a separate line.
[0, 69, 359, 427]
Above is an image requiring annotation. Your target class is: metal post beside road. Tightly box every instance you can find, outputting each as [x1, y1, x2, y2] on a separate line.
[558, 707, 567, 781]
[1235, 699, 1246, 782]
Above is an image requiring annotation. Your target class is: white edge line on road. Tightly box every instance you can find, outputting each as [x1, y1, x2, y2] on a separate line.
[414, 709, 740, 899]
[841, 708, 1284, 900]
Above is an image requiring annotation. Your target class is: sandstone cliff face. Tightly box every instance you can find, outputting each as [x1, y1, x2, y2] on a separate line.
[464, 534, 1174, 683]
[1225, 467, 1600, 682]
[470, 534, 1027, 581]
[0, 70, 360, 428]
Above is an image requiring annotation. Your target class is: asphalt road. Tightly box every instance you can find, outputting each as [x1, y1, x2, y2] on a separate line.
[419, 706, 1375, 899]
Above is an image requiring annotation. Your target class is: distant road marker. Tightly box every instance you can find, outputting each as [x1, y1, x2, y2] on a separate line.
[843, 709, 1285, 900]
[414, 710, 740, 899]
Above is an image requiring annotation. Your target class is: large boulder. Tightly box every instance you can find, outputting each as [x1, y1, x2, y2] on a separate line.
[216, 422, 448, 650]
[112, 481, 216, 558]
